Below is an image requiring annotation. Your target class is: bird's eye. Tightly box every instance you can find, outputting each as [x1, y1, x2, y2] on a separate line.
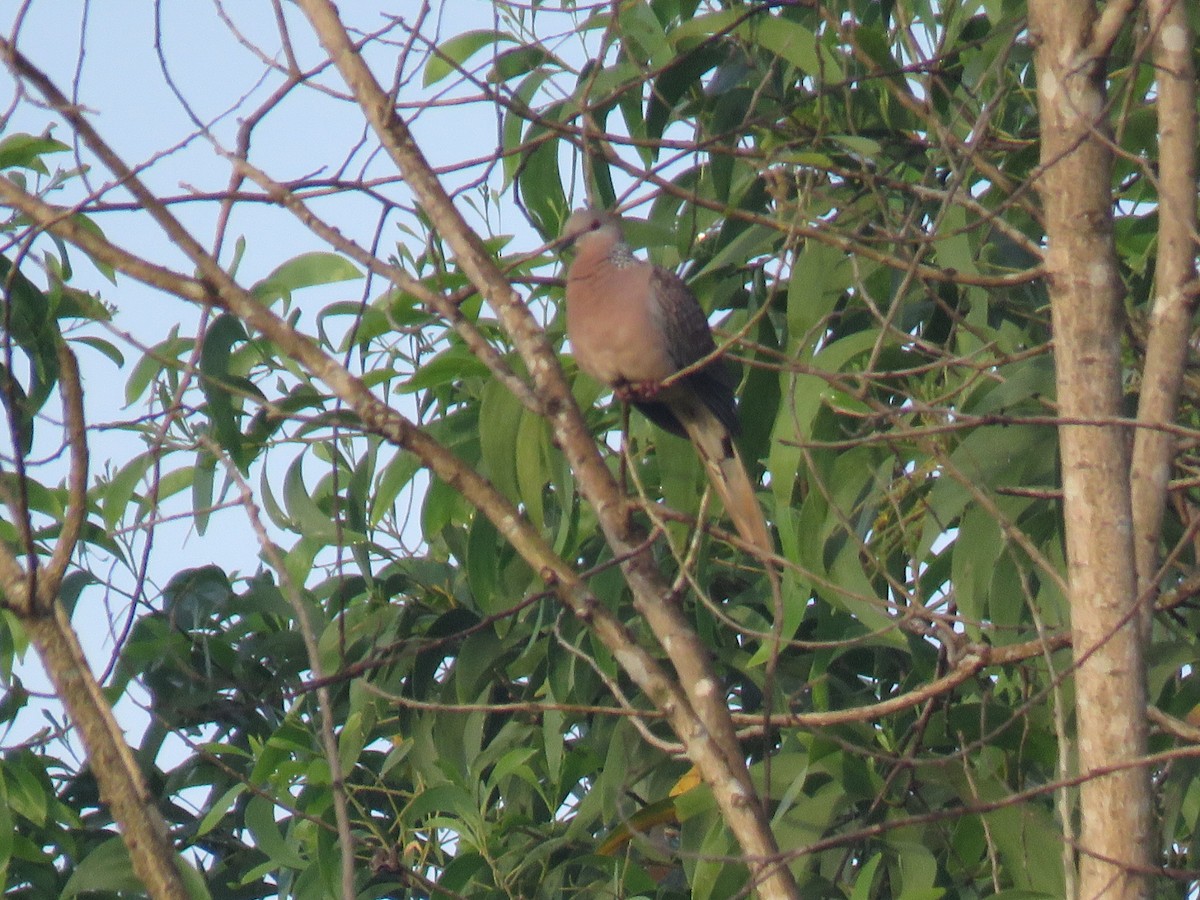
[589, 219, 602, 231]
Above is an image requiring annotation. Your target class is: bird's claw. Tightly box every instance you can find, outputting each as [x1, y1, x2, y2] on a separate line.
[615, 380, 662, 402]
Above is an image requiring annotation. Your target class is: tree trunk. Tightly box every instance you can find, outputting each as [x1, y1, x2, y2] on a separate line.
[1029, 3, 1151, 897]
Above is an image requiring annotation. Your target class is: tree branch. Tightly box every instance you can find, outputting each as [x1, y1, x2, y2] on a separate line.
[1131, 0, 1197, 633]
[39, 343, 88, 610]
[291, 3, 801, 895]
[1028, 2, 1151, 895]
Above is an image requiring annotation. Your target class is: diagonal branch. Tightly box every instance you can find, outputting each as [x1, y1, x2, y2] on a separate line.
[290, 3, 799, 895]
[0, 49, 797, 899]
[0, 352, 187, 899]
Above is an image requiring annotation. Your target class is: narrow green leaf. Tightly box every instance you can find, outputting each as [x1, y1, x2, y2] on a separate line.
[479, 379, 524, 503]
[125, 329, 189, 406]
[501, 71, 553, 186]
[0, 771, 12, 886]
[137, 466, 195, 521]
[245, 795, 308, 871]
[667, 8, 743, 46]
[0, 133, 69, 173]
[466, 513, 500, 613]
[424, 30, 512, 87]
[103, 454, 155, 530]
[338, 710, 369, 773]
[192, 450, 217, 535]
[755, 18, 821, 74]
[516, 120, 568, 235]
[788, 241, 851, 355]
[402, 345, 492, 393]
[283, 453, 337, 542]
[199, 313, 249, 459]
[402, 783, 478, 823]
[515, 409, 550, 530]
[61, 837, 142, 897]
[251, 252, 360, 305]
[70, 335, 124, 367]
[487, 45, 557, 83]
[849, 853, 885, 900]
[1, 755, 47, 826]
[618, 1, 673, 68]
[370, 450, 420, 527]
[197, 784, 247, 837]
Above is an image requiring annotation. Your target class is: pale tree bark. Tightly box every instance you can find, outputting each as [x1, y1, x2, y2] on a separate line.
[0, 347, 189, 900]
[1133, 4, 1197, 619]
[1029, 3, 1151, 897]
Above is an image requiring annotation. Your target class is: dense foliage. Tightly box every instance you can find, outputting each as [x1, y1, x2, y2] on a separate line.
[0, 2, 1196, 897]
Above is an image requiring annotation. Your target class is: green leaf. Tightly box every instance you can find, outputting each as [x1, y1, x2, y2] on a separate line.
[515, 408, 550, 530]
[488, 45, 558, 83]
[830, 134, 884, 157]
[402, 782, 478, 823]
[197, 784, 247, 837]
[424, 30, 513, 86]
[61, 837, 142, 897]
[338, 709, 370, 772]
[200, 313, 251, 459]
[138, 466, 196, 521]
[192, 450, 217, 535]
[0, 132, 69, 173]
[162, 565, 233, 630]
[618, 1, 672, 68]
[756, 18, 821, 74]
[70, 334, 124, 367]
[849, 853, 885, 900]
[788, 241, 851, 355]
[68, 213, 118, 282]
[421, 475, 462, 539]
[245, 795, 308, 871]
[950, 504, 1006, 634]
[691, 224, 777, 278]
[0, 256, 61, 444]
[125, 328, 190, 406]
[283, 453, 338, 542]
[888, 840, 941, 898]
[516, 117, 568, 235]
[251, 252, 360, 305]
[0, 772, 12, 886]
[370, 449, 420, 527]
[103, 454, 155, 529]
[466, 513, 500, 614]
[403, 345, 492, 393]
[479, 378, 525, 503]
[2, 754, 47, 827]
[668, 8, 743, 46]
[501, 71, 554, 186]
[654, 52, 724, 140]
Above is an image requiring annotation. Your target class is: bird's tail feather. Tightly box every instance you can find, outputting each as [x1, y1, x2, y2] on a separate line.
[712, 450, 773, 556]
[683, 411, 773, 558]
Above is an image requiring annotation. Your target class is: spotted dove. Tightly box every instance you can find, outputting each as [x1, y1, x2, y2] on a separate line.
[559, 208, 772, 556]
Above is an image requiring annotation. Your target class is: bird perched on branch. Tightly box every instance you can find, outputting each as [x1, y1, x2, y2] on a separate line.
[558, 208, 772, 558]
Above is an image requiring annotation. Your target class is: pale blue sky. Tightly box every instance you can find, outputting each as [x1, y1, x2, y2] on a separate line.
[1, 1, 547, 750]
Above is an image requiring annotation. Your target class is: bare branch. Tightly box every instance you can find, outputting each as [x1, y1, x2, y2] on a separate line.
[291, 3, 798, 895]
[38, 342, 88, 610]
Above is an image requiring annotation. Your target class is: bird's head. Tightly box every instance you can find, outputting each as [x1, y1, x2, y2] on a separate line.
[558, 208, 623, 250]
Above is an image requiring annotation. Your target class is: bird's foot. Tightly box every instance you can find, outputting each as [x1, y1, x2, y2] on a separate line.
[615, 380, 662, 403]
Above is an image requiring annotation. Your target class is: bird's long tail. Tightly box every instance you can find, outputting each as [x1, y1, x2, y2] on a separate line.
[683, 410, 773, 559]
